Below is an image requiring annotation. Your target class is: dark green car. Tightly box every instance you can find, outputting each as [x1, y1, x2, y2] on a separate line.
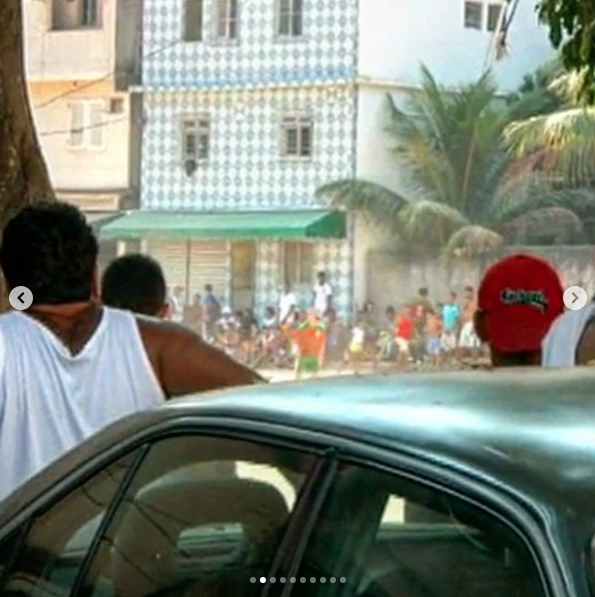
[0, 370, 592, 597]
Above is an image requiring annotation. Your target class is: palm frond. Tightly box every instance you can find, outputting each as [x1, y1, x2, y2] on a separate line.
[397, 200, 468, 249]
[549, 69, 591, 104]
[494, 187, 595, 223]
[386, 67, 509, 216]
[444, 225, 505, 257]
[499, 207, 585, 244]
[505, 108, 595, 186]
[316, 180, 409, 229]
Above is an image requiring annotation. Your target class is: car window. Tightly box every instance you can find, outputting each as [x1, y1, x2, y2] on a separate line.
[0, 452, 137, 597]
[292, 464, 546, 597]
[77, 435, 316, 597]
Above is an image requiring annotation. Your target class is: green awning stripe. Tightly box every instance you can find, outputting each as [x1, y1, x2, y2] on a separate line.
[100, 210, 346, 240]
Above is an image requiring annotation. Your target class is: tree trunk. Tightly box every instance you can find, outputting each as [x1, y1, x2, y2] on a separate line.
[0, 0, 54, 306]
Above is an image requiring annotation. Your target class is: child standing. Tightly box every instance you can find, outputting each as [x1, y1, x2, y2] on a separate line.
[426, 309, 444, 367]
[395, 306, 414, 369]
[293, 311, 327, 379]
[347, 319, 366, 372]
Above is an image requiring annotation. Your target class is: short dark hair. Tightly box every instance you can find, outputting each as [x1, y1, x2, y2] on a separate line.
[101, 254, 166, 316]
[0, 201, 98, 305]
[205, 284, 213, 292]
[465, 285, 474, 292]
[419, 287, 429, 297]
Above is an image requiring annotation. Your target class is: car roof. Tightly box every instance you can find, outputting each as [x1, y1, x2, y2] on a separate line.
[4, 369, 595, 524]
[166, 369, 595, 510]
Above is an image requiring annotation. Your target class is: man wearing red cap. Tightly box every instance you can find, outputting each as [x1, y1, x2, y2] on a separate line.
[474, 254, 564, 367]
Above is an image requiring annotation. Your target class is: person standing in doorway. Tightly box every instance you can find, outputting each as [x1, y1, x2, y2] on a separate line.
[313, 271, 333, 317]
[202, 284, 222, 342]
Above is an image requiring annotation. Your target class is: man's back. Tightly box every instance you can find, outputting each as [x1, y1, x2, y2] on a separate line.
[0, 308, 164, 501]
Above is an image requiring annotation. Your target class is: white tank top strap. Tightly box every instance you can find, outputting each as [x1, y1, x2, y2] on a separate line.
[0, 306, 165, 502]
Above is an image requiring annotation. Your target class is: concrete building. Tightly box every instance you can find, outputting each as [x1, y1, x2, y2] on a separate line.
[24, 0, 143, 271]
[101, 0, 553, 315]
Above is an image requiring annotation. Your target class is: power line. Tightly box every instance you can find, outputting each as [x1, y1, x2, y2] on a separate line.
[38, 115, 128, 137]
[33, 37, 184, 111]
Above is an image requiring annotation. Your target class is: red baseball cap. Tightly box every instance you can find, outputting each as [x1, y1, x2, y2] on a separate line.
[478, 254, 564, 353]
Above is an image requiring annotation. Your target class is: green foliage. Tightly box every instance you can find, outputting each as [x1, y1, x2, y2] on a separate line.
[317, 65, 595, 258]
[537, 0, 595, 105]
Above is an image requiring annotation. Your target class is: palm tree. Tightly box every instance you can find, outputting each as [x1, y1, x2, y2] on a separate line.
[318, 66, 594, 257]
[505, 68, 595, 189]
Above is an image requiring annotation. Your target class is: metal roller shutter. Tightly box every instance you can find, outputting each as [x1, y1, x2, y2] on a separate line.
[147, 239, 229, 304]
[188, 241, 229, 302]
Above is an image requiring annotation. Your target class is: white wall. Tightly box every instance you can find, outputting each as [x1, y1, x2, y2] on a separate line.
[358, 0, 553, 92]
[31, 92, 131, 191]
[24, 0, 116, 81]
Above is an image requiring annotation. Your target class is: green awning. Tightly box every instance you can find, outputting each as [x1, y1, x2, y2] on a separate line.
[100, 210, 346, 240]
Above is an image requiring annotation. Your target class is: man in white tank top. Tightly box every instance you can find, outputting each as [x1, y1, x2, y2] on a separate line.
[0, 202, 263, 502]
[542, 299, 595, 367]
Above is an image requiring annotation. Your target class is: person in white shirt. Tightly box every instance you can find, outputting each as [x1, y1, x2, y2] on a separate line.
[279, 282, 297, 325]
[169, 286, 185, 323]
[312, 271, 333, 317]
[0, 201, 263, 503]
[542, 299, 595, 366]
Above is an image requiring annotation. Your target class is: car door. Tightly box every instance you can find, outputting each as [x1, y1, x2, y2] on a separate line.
[284, 458, 551, 597]
[0, 428, 330, 597]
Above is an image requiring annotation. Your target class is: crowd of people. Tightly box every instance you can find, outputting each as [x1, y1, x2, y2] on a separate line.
[157, 277, 487, 375]
[0, 200, 592, 503]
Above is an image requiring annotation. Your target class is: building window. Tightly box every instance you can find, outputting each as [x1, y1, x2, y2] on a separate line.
[182, 117, 210, 174]
[81, 0, 100, 27]
[277, 0, 303, 37]
[67, 101, 104, 149]
[280, 115, 313, 159]
[215, 0, 238, 40]
[52, 0, 102, 30]
[284, 242, 314, 287]
[184, 0, 203, 41]
[487, 3, 503, 31]
[464, 1, 483, 29]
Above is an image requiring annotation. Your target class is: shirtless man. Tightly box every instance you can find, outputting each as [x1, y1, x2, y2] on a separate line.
[458, 285, 481, 361]
[425, 309, 443, 368]
[0, 202, 263, 501]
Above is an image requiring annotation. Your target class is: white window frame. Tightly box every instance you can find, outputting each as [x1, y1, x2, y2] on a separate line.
[463, 1, 483, 29]
[181, 116, 211, 168]
[464, 0, 505, 31]
[486, 2, 504, 31]
[67, 100, 106, 151]
[214, 0, 238, 41]
[276, 0, 303, 38]
[279, 114, 313, 160]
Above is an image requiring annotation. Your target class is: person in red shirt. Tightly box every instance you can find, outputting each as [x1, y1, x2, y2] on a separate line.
[293, 311, 327, 379]
[395, 306, 414, 369]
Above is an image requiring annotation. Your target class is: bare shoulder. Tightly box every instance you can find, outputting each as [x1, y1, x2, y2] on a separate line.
[134, 315, 264, 397]
[135, 315, 196, 344]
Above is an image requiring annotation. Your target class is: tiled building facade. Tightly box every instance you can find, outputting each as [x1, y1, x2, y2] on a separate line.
[117, 0, 360, 316]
